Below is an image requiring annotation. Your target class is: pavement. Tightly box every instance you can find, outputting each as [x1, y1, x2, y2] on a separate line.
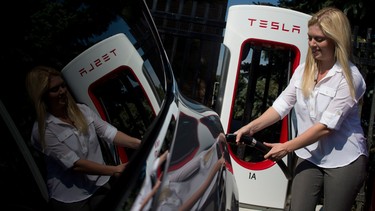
[239, 205, 323, 211]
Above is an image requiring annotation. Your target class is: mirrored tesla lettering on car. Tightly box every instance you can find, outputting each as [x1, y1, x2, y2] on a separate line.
[79, 49, 118, 77]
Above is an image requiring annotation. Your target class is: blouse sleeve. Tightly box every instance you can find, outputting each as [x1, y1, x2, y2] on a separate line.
[320, 65, 366, 130]
[78, 103, 118, 144]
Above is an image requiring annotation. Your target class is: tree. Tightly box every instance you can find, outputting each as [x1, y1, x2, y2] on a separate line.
[278, 0, 375, 34]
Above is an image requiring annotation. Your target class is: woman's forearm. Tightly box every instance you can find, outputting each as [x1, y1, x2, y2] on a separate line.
[72, 159, 123, 176]
[113, 131, 141, 149]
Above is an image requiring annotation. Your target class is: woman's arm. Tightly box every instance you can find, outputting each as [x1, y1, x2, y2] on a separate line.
[113, 131, 141, 149]
[72, 159, 126, 176]
[264, 123, 331, 161]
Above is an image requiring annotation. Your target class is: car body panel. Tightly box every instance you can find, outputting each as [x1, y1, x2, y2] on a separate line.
[0, 1, 239, 211]
[59, 1, 239, 210]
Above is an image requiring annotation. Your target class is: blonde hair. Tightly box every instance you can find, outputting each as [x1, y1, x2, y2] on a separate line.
[302, 7, 355, 98]
[26, 66, 88, 149]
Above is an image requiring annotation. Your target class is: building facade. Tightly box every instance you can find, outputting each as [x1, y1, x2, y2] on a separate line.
[146, 0, 228, 106]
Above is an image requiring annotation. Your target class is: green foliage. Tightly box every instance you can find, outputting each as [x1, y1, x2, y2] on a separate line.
[277, 0, 375, 31]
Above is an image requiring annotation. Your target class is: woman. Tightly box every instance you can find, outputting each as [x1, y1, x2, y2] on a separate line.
[234, 7, 368, 211]
[26, 65, 141, 211]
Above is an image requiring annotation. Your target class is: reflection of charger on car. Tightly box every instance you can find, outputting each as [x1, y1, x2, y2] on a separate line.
[60, 9, 238, 209]
[155, 141, 225, 211]
[134, 112, 230, 211]
[133, 150, 169, 211]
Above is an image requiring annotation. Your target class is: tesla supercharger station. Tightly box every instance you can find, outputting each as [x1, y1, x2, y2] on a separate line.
[61, 33, 160, 114]
[61, 33, 161, 165]
[218, 5, 311, 210]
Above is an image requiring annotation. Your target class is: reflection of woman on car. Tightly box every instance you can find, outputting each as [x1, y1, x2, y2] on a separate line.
[26, 66, 141, 211]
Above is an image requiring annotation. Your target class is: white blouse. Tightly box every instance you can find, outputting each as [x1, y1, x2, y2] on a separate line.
[272, 62, 368, 168]
[31, 103, 117, 202]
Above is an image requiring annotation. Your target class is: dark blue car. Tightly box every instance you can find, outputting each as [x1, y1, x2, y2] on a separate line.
[0, 1, 239, 210]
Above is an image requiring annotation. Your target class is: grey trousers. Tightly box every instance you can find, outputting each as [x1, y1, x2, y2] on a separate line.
[290, 155, 368, 211]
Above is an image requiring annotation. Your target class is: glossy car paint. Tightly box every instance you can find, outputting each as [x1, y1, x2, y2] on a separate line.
[58, 1, 240, 210]
[0, 0, 239, 210]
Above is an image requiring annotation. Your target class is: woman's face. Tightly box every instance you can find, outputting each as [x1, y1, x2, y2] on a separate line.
[46, 75, 68, 109]
[307, 24, 335, 63]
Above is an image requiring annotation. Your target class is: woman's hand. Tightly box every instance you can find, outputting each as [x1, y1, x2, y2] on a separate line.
[113, 162, 128, 177]
[263, 142, 290, 162]
[234, 124, 254, 144]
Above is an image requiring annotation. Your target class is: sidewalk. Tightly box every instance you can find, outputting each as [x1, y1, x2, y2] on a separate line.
[239, 205, 323, 211]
